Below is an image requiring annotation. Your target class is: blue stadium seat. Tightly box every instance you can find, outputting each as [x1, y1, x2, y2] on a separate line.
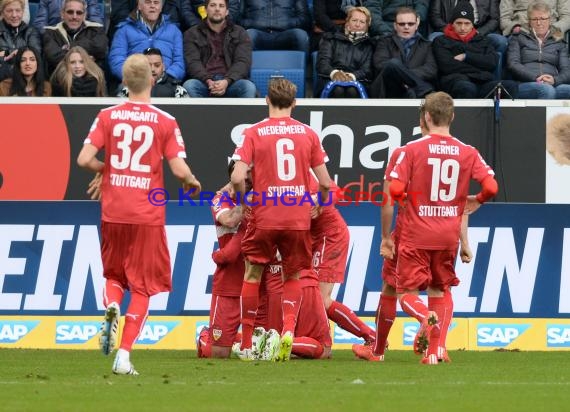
[29, 2, 39, 25]
[250, 50, 306, 98]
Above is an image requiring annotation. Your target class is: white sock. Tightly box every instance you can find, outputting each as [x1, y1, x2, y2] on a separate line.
[116, 348, 130, 363]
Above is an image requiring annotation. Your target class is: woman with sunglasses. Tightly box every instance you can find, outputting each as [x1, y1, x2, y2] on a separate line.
[42, 0, 107, 76]
[0, 46, 51, 96]
[315, 6, 375, 98]
[0, 0, 42, 81]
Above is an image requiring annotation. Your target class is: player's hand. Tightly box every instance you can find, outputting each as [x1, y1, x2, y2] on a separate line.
[460, 243, 473, 263]
[87, 172, 102, 201]
[464, 195, 482, 215]
[183, 176, 201, 196]
[310, 205, 323, 219]
[380, 237, 395, 260]
[212, 249, 227, 265]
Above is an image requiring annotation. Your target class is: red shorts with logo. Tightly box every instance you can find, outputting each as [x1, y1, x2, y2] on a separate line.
[381, 234, 400, 289]
[242, 227, 312, 277]
[396, 244, 460, 294]
[101, 222, 171, 296]
[295, 285, 332, 347]
[256, 292, 283, 332]
[312, 225, 349, 284]
[209, 295, 241, 347]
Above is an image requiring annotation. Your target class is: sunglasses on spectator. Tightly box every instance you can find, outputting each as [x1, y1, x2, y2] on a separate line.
[396, 22, 416, 27]
[65, 10, 85, 16]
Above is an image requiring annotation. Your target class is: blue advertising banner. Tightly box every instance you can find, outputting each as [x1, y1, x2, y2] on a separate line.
[0, 201, 569, 318]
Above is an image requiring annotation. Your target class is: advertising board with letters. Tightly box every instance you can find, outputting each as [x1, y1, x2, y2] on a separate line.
[1, 201, 569, 350]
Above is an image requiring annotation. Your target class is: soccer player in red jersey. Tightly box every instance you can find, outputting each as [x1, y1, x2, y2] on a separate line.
[308, 175, 376, 346]
[389, 92, 497, 365]
[231, 78, 332, 361]
[77, 54, 201, 375]
[199, 161, 247, 358]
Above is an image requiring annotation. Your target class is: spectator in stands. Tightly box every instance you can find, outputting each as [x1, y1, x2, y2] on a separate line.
[365, 0, 429, 36]
[0, 0, 42, 81]
[315, 6, 374, 97]
[33, 0, 103, 33]
[500, 0, 570, 37]
[23, 0, 29, 24]
[109, 0, 210, 41]
[108, 0, 185, 83]
[0, 46, 51, 95]
[183, 0, 255, 97]
[430, 0, 507, 54]
[433, 1, 518, 98]
[370, 6, 436, 98]
[42, 0, 107, 75]
[507, 2, 570, 99]
[119, 46, 188, 97]
[312, 0, 347, 50]
[50, 45, 106, 95]
[239, 0, 311, 54]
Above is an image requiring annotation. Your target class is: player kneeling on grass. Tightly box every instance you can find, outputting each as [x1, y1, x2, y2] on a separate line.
[77, 54, 201, 375]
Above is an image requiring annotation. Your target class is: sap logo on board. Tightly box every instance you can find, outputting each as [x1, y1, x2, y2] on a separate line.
[55, 321, 100, 344]
[477, 324, 530, 347]
[403, 321, 457, 346]
[136, 321, 179, 344]
[333, 321, 376, 344]
[0, 321, 39, 343]
[547, 325, 570, 347]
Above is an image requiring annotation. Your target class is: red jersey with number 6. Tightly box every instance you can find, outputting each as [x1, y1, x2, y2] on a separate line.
[85, 101, 187, 225]
[232, 116, 328, 230]
[390, 134, 494, 250]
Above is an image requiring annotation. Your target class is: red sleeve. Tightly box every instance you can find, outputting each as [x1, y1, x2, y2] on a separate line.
[163, 119, 187, 161]
[233, 127, 254, 164]
[310, 130, 328, 167]
[475, 175, 498, 204]
[85, 113, 106, 149]
[389, 179, 406, 201]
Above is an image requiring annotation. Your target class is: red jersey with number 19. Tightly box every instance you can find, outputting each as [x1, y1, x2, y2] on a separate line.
[85, 102, 187, 225]
[232, 116, 328, 230]
[390, 134, 494, 250]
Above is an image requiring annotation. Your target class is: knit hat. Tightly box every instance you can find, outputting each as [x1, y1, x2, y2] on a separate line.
[450, 1, 475, 24]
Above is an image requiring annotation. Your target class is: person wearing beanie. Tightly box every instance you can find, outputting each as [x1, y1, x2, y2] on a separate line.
[432, 0, 518, 98]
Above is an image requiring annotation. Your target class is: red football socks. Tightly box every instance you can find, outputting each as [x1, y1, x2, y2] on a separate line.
[281, 277, 302, 334]
[399, 293, 429, 322]
[327, 300, 375, 342]
[240, 280, 260, 350]
[374, 294, 397, 355]
[103, 280, 125, 308]
[119, 292, 149, 351]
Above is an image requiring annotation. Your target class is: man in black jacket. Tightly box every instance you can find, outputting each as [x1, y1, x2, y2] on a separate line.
[182, 0, 255, 97]
[118, 47, 189, 97]
[370, 7, 436, 98]
[432, 1, 517, 98]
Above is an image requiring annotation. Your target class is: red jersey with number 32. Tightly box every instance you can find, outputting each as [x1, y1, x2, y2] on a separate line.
[85, 102, 187, 225]
[232, 116, 328, 230]
[390, 134, 494, 249]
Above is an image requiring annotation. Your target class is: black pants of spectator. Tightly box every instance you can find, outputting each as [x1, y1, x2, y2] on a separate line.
[444, 79, 518, 99]
[370, 59, 433, 98]
[327, 85, 363, 98]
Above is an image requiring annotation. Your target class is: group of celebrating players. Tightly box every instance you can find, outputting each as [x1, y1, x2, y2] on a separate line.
[77, 53, 498, 374]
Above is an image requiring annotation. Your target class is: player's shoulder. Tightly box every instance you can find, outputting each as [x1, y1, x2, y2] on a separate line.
[148, 104, 176, 121]
[99, 103, 124, 115]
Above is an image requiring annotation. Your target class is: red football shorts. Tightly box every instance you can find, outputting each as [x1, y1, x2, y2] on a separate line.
[209, 295, 241, 347]
[101, 222, 171, 296]
[242, 227, 312, 277]
[295, 285, 332, 347]
[312, 224, 349, 284]
[396, 244, 460, 294]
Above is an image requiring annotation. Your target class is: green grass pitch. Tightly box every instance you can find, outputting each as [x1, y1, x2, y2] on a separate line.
[1, 349, 568, 412]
